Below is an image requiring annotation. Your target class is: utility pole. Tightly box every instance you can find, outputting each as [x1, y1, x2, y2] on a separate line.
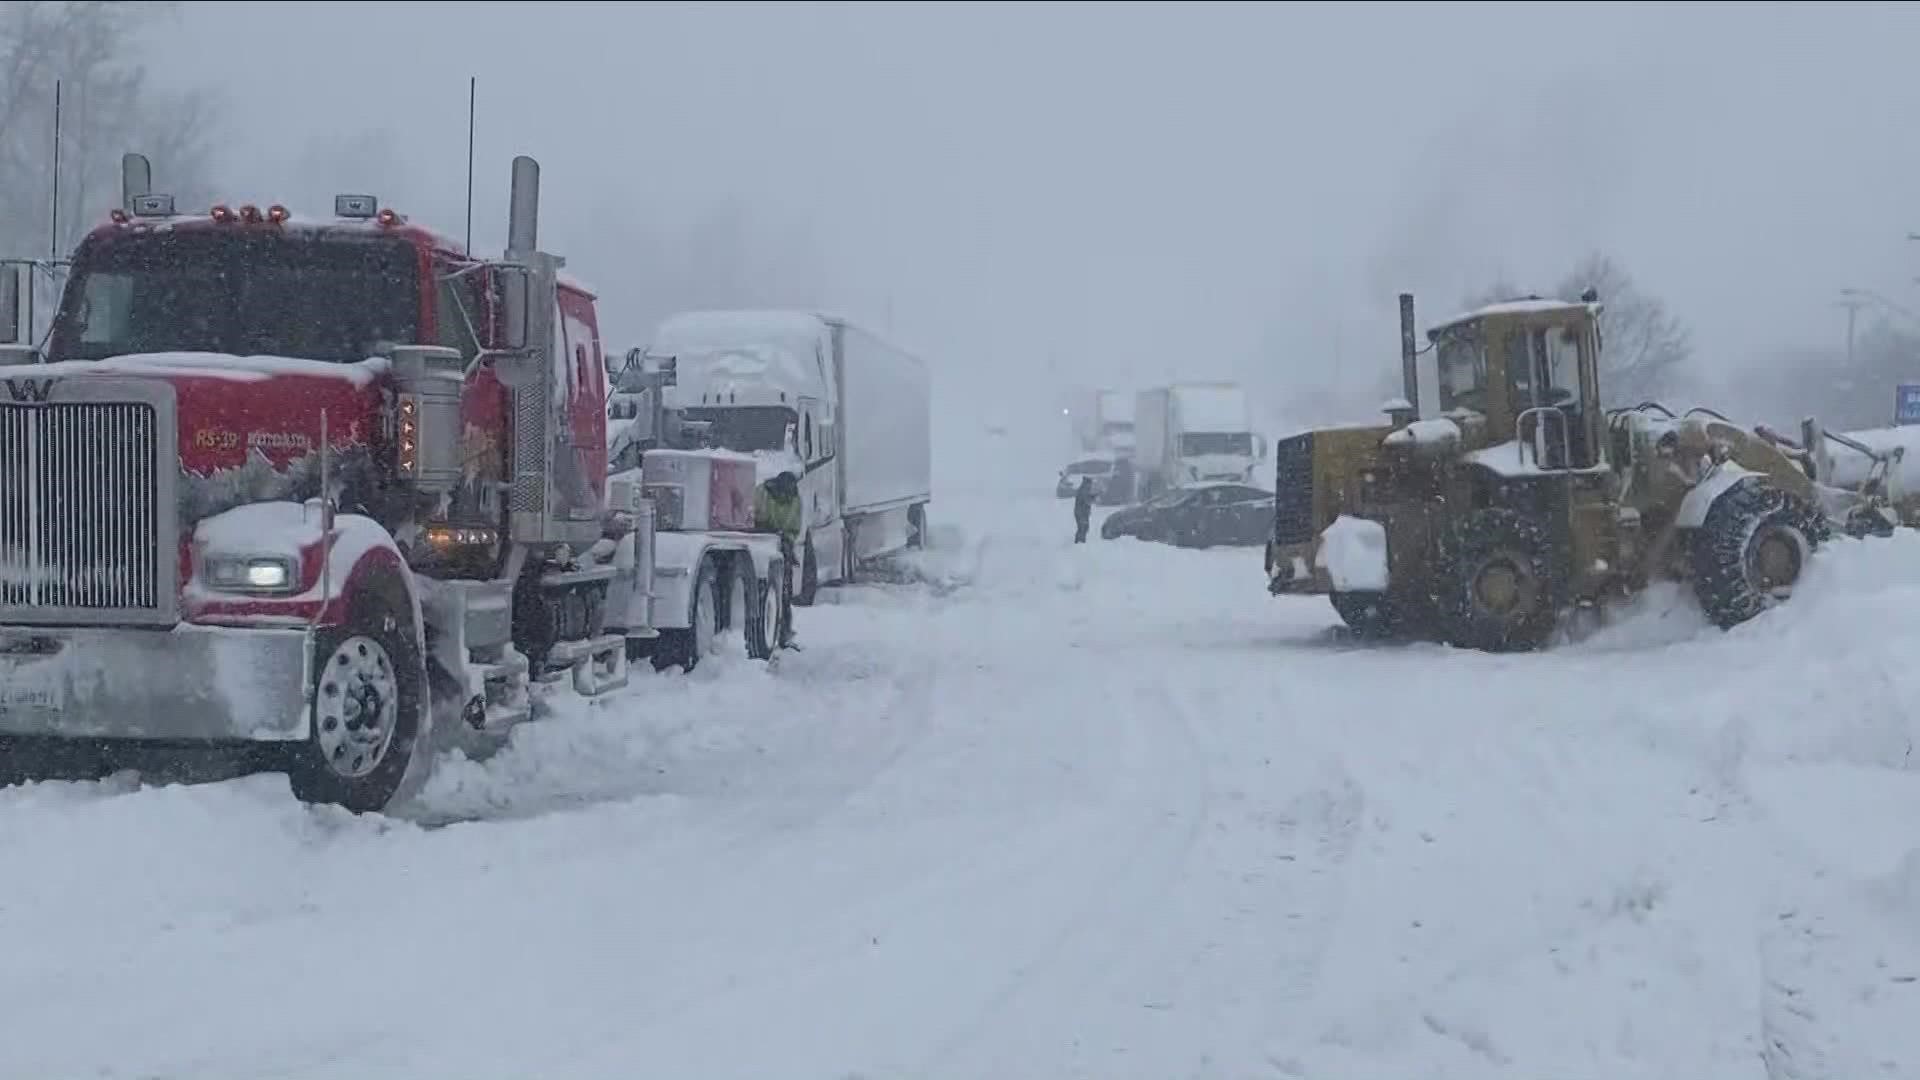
[1837, 291, 1865, 368]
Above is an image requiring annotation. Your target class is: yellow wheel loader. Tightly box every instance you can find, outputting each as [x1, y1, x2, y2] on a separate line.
[1264, 292, 1911, 651]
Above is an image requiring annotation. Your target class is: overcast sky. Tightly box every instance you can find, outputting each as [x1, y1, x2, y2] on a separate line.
[145, 1, 1920, 464]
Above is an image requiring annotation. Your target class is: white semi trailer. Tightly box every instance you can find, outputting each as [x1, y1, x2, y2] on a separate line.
[647, 310, 933, 604]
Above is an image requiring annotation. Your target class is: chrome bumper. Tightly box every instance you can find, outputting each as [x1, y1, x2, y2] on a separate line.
[0, 623, 312, 741]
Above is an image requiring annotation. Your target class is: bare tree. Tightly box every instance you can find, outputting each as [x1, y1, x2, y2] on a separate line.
[1554, 252, 1691, 406]
[1, 1, 215, 319]
[1464, 251, 1692, 407]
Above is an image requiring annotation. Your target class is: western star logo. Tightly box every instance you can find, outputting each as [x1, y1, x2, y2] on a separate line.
[3, 379, 54, 403]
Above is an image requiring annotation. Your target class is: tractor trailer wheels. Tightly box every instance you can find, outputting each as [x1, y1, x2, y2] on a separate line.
[1691, 479, 1819, 630]
[745, 557, 788, 661]
[655, 557, 722, 673]
[1433, 508, 1563, 653]
[286, 572, 429, 814]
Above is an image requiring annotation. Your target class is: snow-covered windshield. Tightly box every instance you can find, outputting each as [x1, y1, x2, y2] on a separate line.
[48, 231, 420, 363]
[1435, 326, 1488, 412]
[1180, 432, 1253, 456]
[678, 406, 795, 453]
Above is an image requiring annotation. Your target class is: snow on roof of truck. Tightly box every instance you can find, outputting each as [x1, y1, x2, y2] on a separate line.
[651, 309, 921, 354]
[653, 312, 827, 405]
[654, 310, 830, 347]
[84, 210, 462, 251]
[1172, 383, 1251, 432]
[1097, 390, 1135, 419]
[1428, 297, 1593, 335]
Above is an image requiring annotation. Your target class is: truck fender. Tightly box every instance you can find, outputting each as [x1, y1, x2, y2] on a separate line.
[1675, 464, 1760, 530]
[315, 516, 423, 645]
[185, 503, 420, 648]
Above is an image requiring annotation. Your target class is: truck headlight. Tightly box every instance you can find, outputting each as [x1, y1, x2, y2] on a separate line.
[202, 554, 300, 594]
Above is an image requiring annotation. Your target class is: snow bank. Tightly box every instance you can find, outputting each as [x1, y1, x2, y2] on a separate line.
[6, 493, 1920, 1079]
[1829, 423, 1920, 489]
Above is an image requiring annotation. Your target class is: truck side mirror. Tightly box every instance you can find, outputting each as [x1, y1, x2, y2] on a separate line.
[0, 264, 21, 346]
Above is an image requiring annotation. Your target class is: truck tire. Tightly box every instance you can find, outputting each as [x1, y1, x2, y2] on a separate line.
[908, 504, 927, 550]
[745, 557, 786, 661]
[654, 556, 720, 672]
[286, 571, 428, 813]
[795, 538, 819, 607]
[1691, 479, 1818, 630]
[1433, 508, 1562, 652]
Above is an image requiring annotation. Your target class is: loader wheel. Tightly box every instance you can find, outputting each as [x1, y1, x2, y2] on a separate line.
[1435, 508, 1562, 652]
[1691, 479, 1818, 630]
[287, 572, 428, 813]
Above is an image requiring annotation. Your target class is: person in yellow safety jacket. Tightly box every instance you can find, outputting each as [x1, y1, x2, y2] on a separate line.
[754, 469, 803, 647]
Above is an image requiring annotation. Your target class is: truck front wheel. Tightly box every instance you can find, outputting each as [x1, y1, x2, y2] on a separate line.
[287, 573, 427, 813]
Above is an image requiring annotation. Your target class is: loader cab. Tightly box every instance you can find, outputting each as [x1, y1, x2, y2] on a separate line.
[1430, 299, 1605, 472]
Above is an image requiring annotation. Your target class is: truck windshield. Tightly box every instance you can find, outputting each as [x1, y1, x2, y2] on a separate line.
[679, 406, 795, 453]
[48, 230, 420, 363]
[1180, 432, 1253, 456]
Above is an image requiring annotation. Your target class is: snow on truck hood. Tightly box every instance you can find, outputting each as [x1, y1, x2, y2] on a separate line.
[20, 351, 391, 388]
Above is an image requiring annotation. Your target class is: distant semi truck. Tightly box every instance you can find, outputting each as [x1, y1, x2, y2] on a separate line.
[1134, 382, 1266, 498]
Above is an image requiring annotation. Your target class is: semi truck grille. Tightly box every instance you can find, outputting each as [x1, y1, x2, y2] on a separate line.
[1272, 432, 1315, 544]
[1, 397, 175, 624]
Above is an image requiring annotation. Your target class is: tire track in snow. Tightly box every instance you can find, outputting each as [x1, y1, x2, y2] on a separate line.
[911, 675, 1214, 1080]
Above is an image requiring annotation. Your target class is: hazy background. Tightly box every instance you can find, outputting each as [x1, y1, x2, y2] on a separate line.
[9, 1, 1920, 490]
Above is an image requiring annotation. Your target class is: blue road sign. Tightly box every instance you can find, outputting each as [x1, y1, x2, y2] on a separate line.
[1898, 383, 1920, 426]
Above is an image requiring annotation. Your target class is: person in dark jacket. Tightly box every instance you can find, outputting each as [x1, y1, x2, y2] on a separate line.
[1073, 476, 1095, 543]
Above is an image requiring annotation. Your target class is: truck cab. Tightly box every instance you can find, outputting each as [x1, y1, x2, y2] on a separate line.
[0, 154, 633, 812]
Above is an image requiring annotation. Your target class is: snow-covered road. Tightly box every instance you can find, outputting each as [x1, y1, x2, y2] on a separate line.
[5, 494, 1920, 1079]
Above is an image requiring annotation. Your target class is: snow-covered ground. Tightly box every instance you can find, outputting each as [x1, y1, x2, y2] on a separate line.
[5, 492, 1920, 1079]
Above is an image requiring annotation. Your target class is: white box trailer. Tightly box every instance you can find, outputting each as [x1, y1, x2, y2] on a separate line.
[1064, 386, 1136, 455]
[1134, 382, 1266, 497]
[650, 310, 932, 604]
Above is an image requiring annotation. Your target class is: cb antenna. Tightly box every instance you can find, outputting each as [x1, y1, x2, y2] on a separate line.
[49, 79, 62, 260]
[464, 75, 476, 255]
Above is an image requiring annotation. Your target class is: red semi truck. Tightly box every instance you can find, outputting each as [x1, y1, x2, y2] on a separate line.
[0, 153, 785, 812]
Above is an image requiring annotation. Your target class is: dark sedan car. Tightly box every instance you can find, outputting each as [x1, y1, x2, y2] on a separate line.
[1099, 482, 1274, 548]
